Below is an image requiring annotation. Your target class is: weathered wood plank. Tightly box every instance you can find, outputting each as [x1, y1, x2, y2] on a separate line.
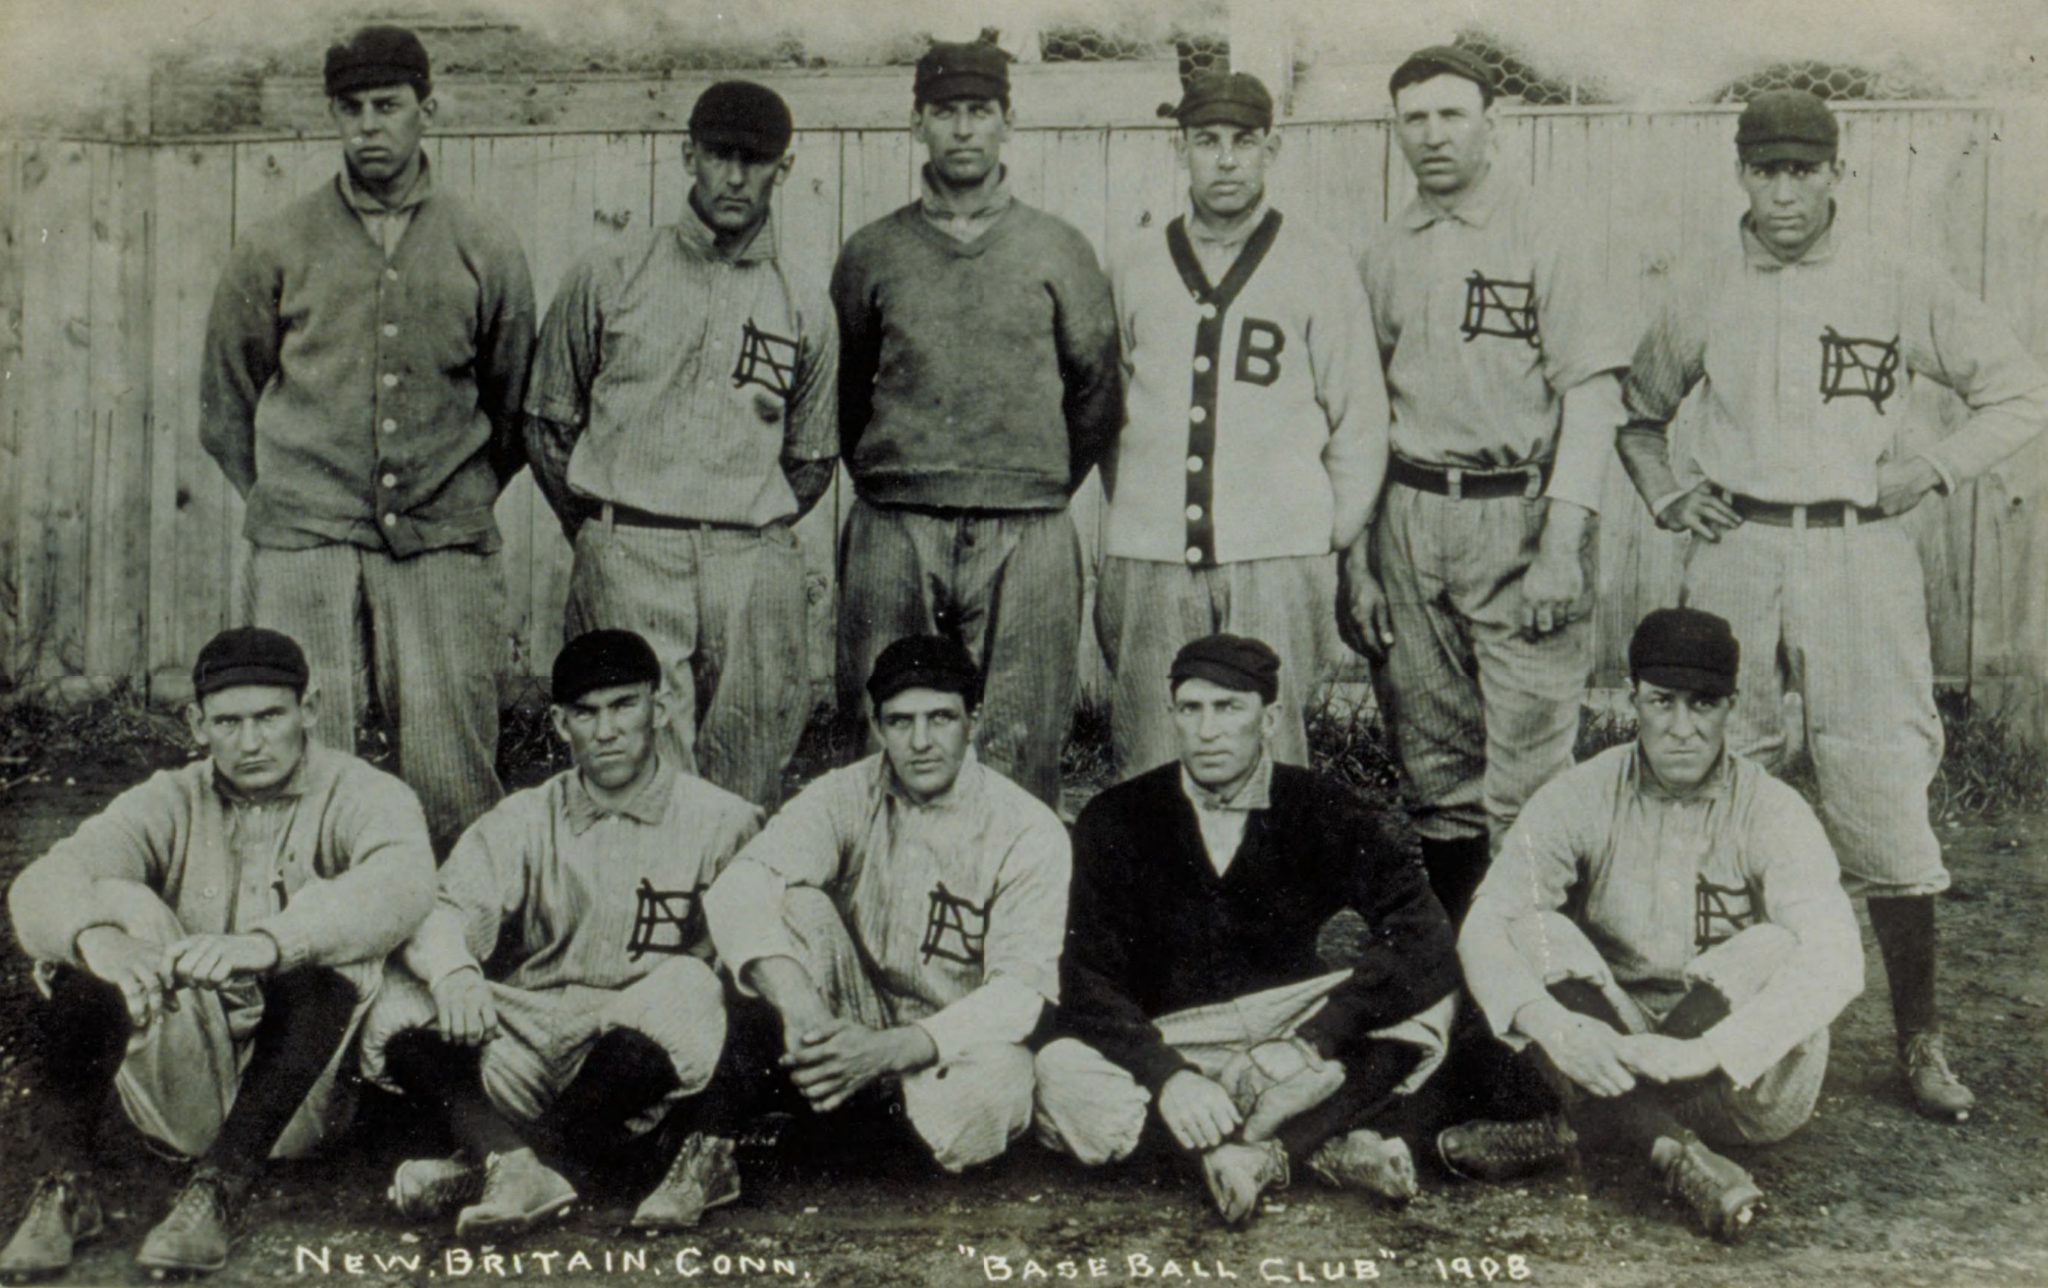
[0, 144, 23, 689]
[83, 144, 152, 682]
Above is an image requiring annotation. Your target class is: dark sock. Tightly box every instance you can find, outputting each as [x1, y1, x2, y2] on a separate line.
[1419, 835, 1492, 926]
[1867, 895, 1939, 1041]
[534, 1029, 682, 1158]
[1658, 982, 1731, 1041]
[382, 1029, 526, 1158]
[30, 967, 134, 1174]
[203, 967, 361, 1189]
[1276, 1040, 1422, 1162]
[1541, 979, 1687, 1155]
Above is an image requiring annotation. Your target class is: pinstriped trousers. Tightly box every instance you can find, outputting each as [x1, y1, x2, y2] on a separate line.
[566, 518, 809, 809]
[836, 498, 1081, 806]
[248, 544, 505, 853]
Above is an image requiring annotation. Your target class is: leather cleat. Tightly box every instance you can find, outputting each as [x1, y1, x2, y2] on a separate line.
[1651, 1132, 1764, 1244]
[388, 1157, 483, 1220]
[1437, 1114, 1578, 1182]
[0, 1172, 104, 1282]
[135, 1167, 235, 1278]
[454, 1149, 576, 1238]
[1902, 1033, 1974, 1123]
[1306, 1129, 1418, 1202]
[1200, 1139, 1289, 1226]
[631, 1133, 740, 1230]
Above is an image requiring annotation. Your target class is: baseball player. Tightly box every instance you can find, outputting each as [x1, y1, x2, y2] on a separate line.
[361, 630, 763, 1235]
[1035, 635, 1476, 1225]
[1458, 608, 1865, 1242]
[1097, 73, 1387, 778]
[701, 634, 1072, 1174]
[526, 81, 837, 808]
[830, 41, 1122, 806]
[1346, 45, 1633, 921]
[0, 628, 435, 1279]
[1618, 89, 2048, 1123]
[199, 25, 535, 853]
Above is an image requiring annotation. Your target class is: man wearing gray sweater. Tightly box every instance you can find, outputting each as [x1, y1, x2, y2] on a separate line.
[829, 40, 1121, 805]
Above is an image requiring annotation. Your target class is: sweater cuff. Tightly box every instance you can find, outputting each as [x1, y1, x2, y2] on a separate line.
[1131, 1041, 1197, 1093]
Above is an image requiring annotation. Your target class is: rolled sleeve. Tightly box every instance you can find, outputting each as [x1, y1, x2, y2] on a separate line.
[702, 774, 852, 986]
[1907, 259, 2048, 486]
[249, 772, 434, 970]
[7, 775, 176, 965]
[1459, 774, 1593, 1039]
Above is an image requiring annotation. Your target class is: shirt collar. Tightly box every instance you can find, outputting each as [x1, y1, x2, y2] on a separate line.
[676, 191, 777, 263]
[1740, 201, 1840, 270]
[919, 164, 1012, 223]
[340, 154, 433, 216]
[563, 754, 678, 835]
[883, 747, 983, 812]
[1180, 751, 1273, 814]
[1630, 743, 1736, 804]
[1400, 161, 1507, 231]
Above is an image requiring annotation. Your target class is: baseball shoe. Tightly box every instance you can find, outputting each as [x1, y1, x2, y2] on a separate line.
[1305, 1129, 1418, 1203]
[0, 1172, 104, 1282]
[1650, 1132, 1763, 1244]
[1902, 1033, 1974, 1123]
[1436, 1114, 1578, 1182]
[135, 1167, 234, 1278]
[388, 1157, 483, 1220]
[454, 1149, 576, 1238]
[1239, 1050, 1346, 1144]
[1200, 1139, 1289, 1226]
[630, 1133, 740, 1231]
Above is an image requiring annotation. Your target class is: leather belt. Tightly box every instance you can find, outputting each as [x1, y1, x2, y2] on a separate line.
[593, 502, 754, 533]
[1387, 457, 1548, 500]
[1720, 490, 1886, 529]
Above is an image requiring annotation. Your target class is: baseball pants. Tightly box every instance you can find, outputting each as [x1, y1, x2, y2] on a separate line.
[567, 516, 810, 808]
[360, 955, 727, 1133]
[837, 499, 1081, 807]
[29, 880, 379, 1162]
[1505, 912, 1826, 1146]
[1033, 972, 1456, 1166]
[248, 543, 505, 853]
[1096, 555, 1335, 779]
[769, 887, 1035, 1172]
[1368, 487, 1595, 847]
[1680, 516, 1948, 897]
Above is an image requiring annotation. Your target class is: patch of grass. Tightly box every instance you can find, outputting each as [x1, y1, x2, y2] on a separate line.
[1303, 692, 1405, 813]
[0, 680, 191, 779]
[1058, 698, 1114, 797]
[1933, 691, 2048, 821]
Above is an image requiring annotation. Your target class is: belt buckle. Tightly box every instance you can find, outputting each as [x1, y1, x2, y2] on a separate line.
[1445, 467, 1463, 502]
[1522, 467, 1543, 501]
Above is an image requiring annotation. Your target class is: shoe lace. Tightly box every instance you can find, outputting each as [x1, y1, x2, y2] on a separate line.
[1905, 1033, 1958, 1083]
[21, 1174, 79, 1225]
[160, 1171, 229, 1234]
[1462, 1118, 1569, 1167]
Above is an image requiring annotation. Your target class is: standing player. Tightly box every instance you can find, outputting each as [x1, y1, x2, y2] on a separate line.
[200, 25, 535, 852]
[1098, 73, 1386, 778]
[830, 41, 1122, 805]
[526, 82, 837, 808]
[702, 635, 1071, 1175]
[1347, 46, 1632, 920]
[0, 628, 434, 1279]
[1618, 89, 2048, 1122]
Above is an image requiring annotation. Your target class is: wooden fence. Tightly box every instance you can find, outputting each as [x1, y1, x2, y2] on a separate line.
[3, 102, 2046, 738]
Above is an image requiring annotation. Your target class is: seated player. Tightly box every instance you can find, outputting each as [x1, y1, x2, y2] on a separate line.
[1457, 608, 1864, 1242]
[1034, 634, 1478, 1225]
[360, 630, 763, 1234]
[701, 635, 1071, 1175]
[1, 628, 435, 1280]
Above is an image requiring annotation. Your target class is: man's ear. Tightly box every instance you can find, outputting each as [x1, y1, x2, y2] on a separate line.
[548, 704, 572, 747]
[1262, 130, 1284, 164]
[297, 683, 321, 731]
[1259, 700, 1283, 742]
[185, 702, 207, 746]
[418, 93, 438, 124]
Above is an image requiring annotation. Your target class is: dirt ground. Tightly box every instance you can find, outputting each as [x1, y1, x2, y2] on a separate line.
[1, 750, 2043, 1288]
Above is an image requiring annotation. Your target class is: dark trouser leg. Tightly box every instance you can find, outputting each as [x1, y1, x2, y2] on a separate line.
[1419, 835, 1491, 926]
[202, 967, 360, 1193]
[1866, 895, 1939, 1040]
[24, 968, 133, 1175]
[381, 1029, 526, 1158]
[531, 1029, 683, 1181]
[1540, 979, 1715, 1156]
[1274, 1040, 1422, 1162]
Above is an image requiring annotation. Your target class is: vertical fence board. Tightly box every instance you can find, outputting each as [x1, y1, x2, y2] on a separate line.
[83, 145, 151, 681]
[0, 144, 22, 687]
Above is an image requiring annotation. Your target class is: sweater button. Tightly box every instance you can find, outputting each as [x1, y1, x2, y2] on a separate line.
[1185, 546, 1202, 564]
[381, 373, 398, 388]
[1193, 355, 1212, 374]
[1187, 456, 1203, 473]
[383, 513, 398, 528]
[1189, 406, 1207, 425]
[1186, 504, 1203, 522]
[381, 473, 398, 489]
[385, 268, 399, 281]
[382, 418, 397, 433]
[382, 323, 398, 338]
[1200, 303, 1218, 320]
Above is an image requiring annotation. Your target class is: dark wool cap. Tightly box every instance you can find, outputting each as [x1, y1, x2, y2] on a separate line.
[1629, 608, 1740, 698]
[867, 634, 982, 710]
[1166, 71, 1274, 131]
[1389, 44, 1495, 103]
[1170, 634, 1281, 703]
[914, 41, 1010, 105]
[552, 629, 662, 706]
[325, 25, 432, 99]
[1736, 89, 1839, 164]
[193, 627, 310, 699]
[690, 81, 794, 160]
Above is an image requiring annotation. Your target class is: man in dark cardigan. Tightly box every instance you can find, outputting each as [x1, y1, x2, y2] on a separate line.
[1035, 634, 1488, 1224]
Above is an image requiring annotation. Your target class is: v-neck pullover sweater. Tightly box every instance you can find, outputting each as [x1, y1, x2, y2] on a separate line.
[830, 201, 1121, 510]
[1059, 762, 1459, 1090]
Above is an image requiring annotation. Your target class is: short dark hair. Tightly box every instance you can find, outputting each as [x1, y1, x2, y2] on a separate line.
[1388, 46, 1496, 110]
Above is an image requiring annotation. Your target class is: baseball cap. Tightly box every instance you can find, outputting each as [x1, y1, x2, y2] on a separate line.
[914, 41, 1010, 106]
[192, 627, 310, 699]
[1628, 608, 1740, 698]
[1389, 44, 1495, 106]
[552, 629, 662, 706]
[324, 25, 432, 99]
[1170, 634, 1281, 703]
[1164, 72, 1274, 131]
[867, 635, 982, 711]
[1736, 89, 1839, 164]
[689, 81, 794, 161]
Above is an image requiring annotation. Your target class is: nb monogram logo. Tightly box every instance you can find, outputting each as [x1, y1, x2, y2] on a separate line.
[731, 319, 800, 398]
[919, 882, 992, 967]
[1694, 877, 1756, 952]
[627, 878, 699, 960]
[1460, 271, 1540, 346]
[1818, 327, 1900, 414]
